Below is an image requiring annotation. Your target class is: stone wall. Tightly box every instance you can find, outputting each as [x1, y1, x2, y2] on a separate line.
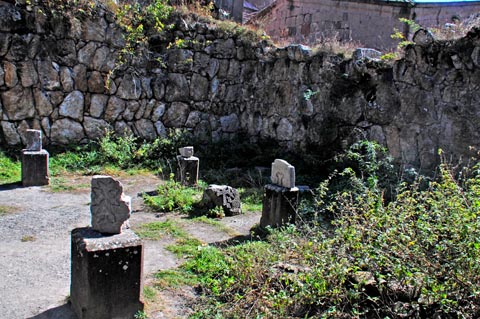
[252, 0, 480, 50]
[1, 2, 480, 172]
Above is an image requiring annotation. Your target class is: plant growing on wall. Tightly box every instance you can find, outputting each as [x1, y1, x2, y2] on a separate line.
[115, 0, 173, 63]
[391, 17, 421, 48]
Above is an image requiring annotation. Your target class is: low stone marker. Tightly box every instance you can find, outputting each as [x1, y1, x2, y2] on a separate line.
[260, 159, 306, 228]
[176, 146, 199, 186]
[200, 184, 242, 216]
[21, 129, 50, 186]
[71, 176, 144, 319]
[271, 159, 295, 188]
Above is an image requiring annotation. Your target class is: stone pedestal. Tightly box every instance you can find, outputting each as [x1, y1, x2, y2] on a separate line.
[71, 228, 144, 319]
[260, 184, 299, 228]
[176, 155, 199, 186]
[21, 150, 49, 186]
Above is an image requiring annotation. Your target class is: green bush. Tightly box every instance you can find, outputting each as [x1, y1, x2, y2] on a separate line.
[142, 176, 206, 213]
[49, 130, 191, 175]
[185, 145, 480, 318]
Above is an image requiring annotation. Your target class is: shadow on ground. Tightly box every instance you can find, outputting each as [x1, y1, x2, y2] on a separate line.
[0, 181, 22, 191]
[27, 303, 77, 319]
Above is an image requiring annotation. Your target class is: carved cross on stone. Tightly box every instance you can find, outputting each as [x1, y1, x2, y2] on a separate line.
[201, 185, 242, 216]
[271, 159, 295, 188]
[90, 175, 132, 234]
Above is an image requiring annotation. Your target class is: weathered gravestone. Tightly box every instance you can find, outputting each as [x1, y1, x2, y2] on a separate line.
[21, 129, 50, 186]
[91, 176, 131, 234]
[176, 146, 199, 186]
[71, 175, 144, 319]
[200, 184, 242, 216]
[260, 159, 301, 228]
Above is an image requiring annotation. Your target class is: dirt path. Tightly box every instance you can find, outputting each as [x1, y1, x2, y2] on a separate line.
[0, 174, 261, 319]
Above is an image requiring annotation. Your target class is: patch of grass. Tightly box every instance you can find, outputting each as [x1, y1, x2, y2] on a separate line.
[239, 187, 263, 212]
[142, 285, 157, 302]
[48, 176, 89, 192]
[0, 205, 18, 216]
[166, 237, 205, 258]
[153, 269, 199, 289]
[0, 152, 21, 184]
[21, 235, 36, 242]
[191, 216, 239, 237]
[134, 219, 188, 240]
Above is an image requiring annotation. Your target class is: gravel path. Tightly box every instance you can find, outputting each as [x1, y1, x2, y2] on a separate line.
[0, 175, 261, 319]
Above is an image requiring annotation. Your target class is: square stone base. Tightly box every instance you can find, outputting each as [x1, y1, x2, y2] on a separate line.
[71, 228, 144, 319]
[260, 184, 299, 228]
[22, 150, 49, 186]
[176, 155, 199, 186]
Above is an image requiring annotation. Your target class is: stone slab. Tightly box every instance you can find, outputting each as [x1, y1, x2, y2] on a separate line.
[24, 129, 42, 151]
[179, 146, 194, 157]
[21, 150, 49, 186]
[271, 159, 295, 189]
[71, 227, 144, 319]
[201, 184, 242, 216]
[91, 175, 131, 234]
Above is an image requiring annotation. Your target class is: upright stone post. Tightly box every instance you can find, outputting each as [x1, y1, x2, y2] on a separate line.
[260, 159, 299, 228]
[176, 146, 199, 186]
[21, 129, 49, 186]
[71, 176, 144, 319]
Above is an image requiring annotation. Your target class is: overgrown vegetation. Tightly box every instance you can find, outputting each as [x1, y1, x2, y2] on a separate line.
[49, 130, 189, 176]
[146, 142, 480, 318]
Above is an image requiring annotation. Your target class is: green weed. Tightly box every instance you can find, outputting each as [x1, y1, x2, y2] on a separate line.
[166, 237, 204, 258]
[142, 177, 205, 213]
[134, 310, 148, 319]
[142, 286, 157, 302]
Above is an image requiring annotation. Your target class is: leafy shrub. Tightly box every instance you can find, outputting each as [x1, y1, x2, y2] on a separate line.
[142, 175, 206, 213]
[184, 145, 480, 318]
[50, 130, 191, 175]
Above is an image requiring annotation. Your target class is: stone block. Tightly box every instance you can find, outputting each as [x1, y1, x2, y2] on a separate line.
[176, 155, 199, 186]
[179, 146, 194, 157]
[271, 159, 295, 188]
[201, 184, 242, 216]
[91, 176, 131, 235]
[22, 149, 49, 186]
[71, 228, 144, 319]
[24, 129, 42, 151]
[260, 184, 299, 228]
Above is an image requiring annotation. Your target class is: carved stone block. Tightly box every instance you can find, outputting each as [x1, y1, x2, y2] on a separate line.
[91, 175, 131, 234]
